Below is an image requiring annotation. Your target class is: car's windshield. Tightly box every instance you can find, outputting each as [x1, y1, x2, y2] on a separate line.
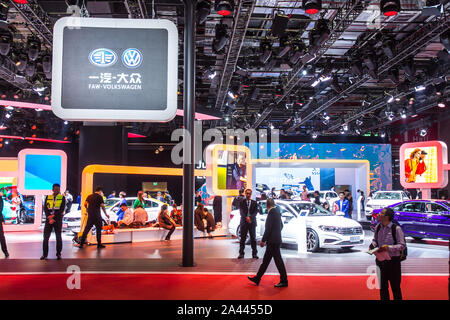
[289, 203, 334, 216]
[438, 201, 450, 209]
[373, 192, 401, 200]
[104, 199, 118, 209]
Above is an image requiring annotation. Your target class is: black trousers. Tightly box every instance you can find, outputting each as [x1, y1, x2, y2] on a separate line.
[164, 225, 175, 240]
[0, 222, 8, 255]
[256, 243, 287, 283]
[239, 221, 257, 255]
[43, 218, 63, 257]
[376, 257, 402, 300]
[79, 218, 103, 246]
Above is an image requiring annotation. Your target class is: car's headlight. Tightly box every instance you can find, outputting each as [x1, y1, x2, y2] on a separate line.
[318, 225, 339, 233]
[366, 204, 372, 208]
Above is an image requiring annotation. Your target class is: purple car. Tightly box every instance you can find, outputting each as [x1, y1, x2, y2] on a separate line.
[371, 200, 450, 240]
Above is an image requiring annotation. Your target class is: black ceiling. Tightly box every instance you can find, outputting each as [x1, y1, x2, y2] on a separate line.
[0, 0, 449, 145]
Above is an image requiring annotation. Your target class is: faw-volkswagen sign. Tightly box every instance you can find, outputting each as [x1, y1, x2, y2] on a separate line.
[51, 17, 178, 122]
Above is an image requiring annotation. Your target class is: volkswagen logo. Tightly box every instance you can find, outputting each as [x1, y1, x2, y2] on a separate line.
[89, 48, 117, 67]
[122, 48, 143, 68]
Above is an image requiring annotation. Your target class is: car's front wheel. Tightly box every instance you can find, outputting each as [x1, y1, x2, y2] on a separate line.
[306, 228, 320, 252]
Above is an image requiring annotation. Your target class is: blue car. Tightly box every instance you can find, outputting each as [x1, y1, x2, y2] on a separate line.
[371, 200, 450, 240]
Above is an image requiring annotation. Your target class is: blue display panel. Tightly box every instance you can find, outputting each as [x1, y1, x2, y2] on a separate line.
[24, 154, 62, 190]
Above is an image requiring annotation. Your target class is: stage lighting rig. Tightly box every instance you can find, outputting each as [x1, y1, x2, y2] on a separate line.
[215, 0, 233, 17]
[303, 0, 321, 15]
[213, 23, 228, 53]
[380, 0, 401, 17]
[197, 1, 211, 25]
[27, 36, 40, 61]
[260, 40, 273, 64]
[0, 28, 12, 55]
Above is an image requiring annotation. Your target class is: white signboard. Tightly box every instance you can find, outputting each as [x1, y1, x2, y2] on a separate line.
[52, 17, 178, 122]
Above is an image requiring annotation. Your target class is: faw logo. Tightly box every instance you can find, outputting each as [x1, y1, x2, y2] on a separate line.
[122, 48, 143, 68]
[89, 48, 117, 67]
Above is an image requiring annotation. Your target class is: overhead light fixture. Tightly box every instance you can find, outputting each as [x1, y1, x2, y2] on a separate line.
[289, 41, 305, 65]
[0, 2, 9, 24]
[303, 0, 321, 15]
[311, 78, 320, 87]
[420, 128, 427, 137]
[5, 106, 13, 110]
[309, 19, 329, 53]
[400, 108, 407, 119]
[380, 0, 401, 16]
[16, 54, 28, 72]
[213, 23, 228, 52]
[259, 40, 272, 64]
[380, 131, 386, 138]
[415, 85, 426, 92]
[342, 124, 348, 131]
[437, 101, 446, 108]
[387, 95, 394, 103]
[340, 127, 345, 135]
[215, 0, 233, 17]
[355, 119, 363, 126]
[25, 62, 35, 77]
[271, 12, 290, 38]
[0, 29, 12, 56]
[277, 36, 291, 58]
[269, 123, 275, 130]
[311, 132, 318, 139]
[355, 128, 361, 135]
[422, 0, 444, 16]
[5, 112, 11, 118]
[302, 69, 308, 76]
[197, 0, 211, 24]
[27, 35, 40, 61]
[64, 121, 68, 125]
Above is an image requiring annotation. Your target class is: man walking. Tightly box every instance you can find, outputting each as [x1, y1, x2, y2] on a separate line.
[41, 183, 66, 260]
[0, 191, 9, 258]
[369, 207, 406, 300]
[78, 186, 109, 249]
[238, 189, 258, 259]
[248, 198, 288, 287]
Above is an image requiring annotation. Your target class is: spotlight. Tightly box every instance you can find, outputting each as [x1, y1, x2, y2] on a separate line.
[16, 54, 27, 72]
[25, 61, 35, 77]
[197, 0, 211, 24]
[382, 39, 395, 59]
[380, 0, 401, 16]
[215, 0, 233, 17]
[311, 132, 318, 139]
[259, 40, 272, 64]
[340, 127, 345, 135]
[355, 119, 363, 126]
[289, 41, 305, 65]
[420, 128, 427, 137]
[213, 23, 228, 52]
[350, 61, 363, 77]
[42, 54, 52, 73]
[387, 95, 394, 103]
[437, 101, 446, 108]
[380, 131, 386, 138]
[403, 59, 416, 81]
[64, 121, 68, 125]
[303, 0, 321, 15]
[415, 85, 426, 92]
[277, 36, 291, 58]
[0, 2, 9, 24]
[355, 128, 361, 135]
[440, 31, 450, 52]
[363, 54, 377, 71]
[309, 19, 329, 53]
[5, 112, 11, 118]
[271, 12, 290, 38]
[422, 0, 444, 16]
[0, 29, 12, 56]
[330, 74, 341, 93]
[400, 108, 407, 119]
[27, 36, 40, 61]
[343, 124, 348, 131]
[302, 69, 308, 76]
[311, 78, 320, 87]
[269, 123, 275, 130]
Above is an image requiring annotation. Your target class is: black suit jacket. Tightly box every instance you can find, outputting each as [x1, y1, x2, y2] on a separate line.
[239, 198, 258, 225]
[261, 207, 283, 244]
[0, 196, 4, 223]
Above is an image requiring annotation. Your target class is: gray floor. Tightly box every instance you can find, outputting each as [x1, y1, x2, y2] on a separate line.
[0, 230, 448, 275]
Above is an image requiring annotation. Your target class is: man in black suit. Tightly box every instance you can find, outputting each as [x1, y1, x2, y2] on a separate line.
[238, 188, 258, 259]
[0, 192, 9, 258]
[248, 198, 288, 287]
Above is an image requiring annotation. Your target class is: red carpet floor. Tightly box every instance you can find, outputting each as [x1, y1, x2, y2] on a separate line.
[0, 274, 447, 300]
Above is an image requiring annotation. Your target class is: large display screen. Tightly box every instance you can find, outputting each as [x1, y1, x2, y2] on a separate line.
[217, 150, 248, 190]
[248, 143, 392, 192]
[24, 154, 62, 191]
[403, 146, 438, 184]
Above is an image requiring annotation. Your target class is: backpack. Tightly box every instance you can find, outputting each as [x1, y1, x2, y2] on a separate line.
[375, 223, 407, 261]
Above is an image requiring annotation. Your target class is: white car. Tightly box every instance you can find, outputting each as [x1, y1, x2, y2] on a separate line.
[308, 190, 339, 207]
[365, 191, 410, 220]
[229, 199, 364, 252]
[62, 197, 165, 231]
